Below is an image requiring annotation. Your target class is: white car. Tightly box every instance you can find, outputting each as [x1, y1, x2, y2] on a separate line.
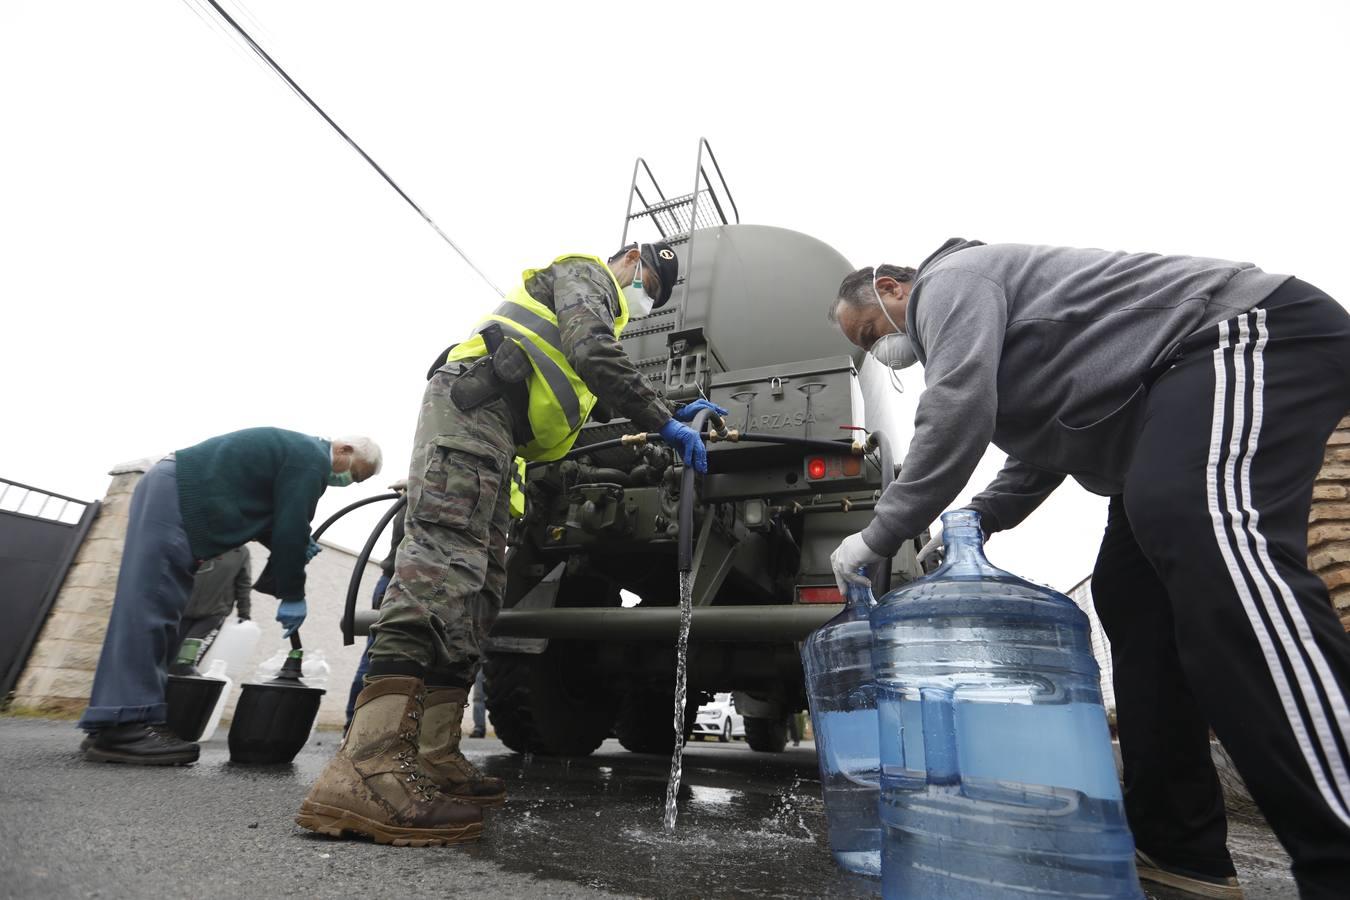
[691, 693, 745, 742]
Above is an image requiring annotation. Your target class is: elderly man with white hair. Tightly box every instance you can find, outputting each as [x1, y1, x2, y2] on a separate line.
[79, 426, 381, 766]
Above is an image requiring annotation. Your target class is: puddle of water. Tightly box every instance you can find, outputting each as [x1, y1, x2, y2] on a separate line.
[688, 784, 737, 807]
[662, 568, 696, 831]
[757, 775, 815, 841]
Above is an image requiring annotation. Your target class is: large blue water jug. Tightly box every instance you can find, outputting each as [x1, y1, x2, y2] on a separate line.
[871, 509, 1141, 899]
[802, 578, 881, 876]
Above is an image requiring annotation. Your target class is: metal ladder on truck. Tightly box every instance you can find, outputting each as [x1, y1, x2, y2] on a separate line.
[616, 138, 740, 396]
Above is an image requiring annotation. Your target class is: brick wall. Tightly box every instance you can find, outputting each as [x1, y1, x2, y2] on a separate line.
[10, 460, 151, 716]
[1311, 415, 1350, 630]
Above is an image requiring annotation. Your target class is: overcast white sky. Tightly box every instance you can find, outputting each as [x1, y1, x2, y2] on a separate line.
[3, 1, 1347, 596]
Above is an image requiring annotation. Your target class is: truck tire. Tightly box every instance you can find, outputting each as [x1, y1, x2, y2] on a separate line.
[615, 690, 696, 754]
[484, 642, 617, 757]
[744, 715, 789, 753]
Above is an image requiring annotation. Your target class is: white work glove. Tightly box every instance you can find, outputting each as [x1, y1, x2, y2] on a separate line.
[831, 531, 884, 595]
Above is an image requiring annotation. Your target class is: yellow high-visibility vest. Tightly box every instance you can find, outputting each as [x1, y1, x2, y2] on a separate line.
[447, 254, 630, 461]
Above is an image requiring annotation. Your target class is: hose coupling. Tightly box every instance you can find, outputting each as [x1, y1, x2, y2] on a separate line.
[620, 432, 651, 447]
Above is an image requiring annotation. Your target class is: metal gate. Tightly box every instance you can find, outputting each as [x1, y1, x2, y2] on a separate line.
[0, 479, 99, 700]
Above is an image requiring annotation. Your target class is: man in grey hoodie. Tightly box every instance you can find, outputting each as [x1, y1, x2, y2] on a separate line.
[828, 239, 1350, 899]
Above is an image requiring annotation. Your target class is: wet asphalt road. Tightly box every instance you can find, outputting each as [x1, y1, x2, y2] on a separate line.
[0, 717, 1296, 899]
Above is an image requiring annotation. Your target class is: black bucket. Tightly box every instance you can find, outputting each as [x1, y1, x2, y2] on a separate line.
[164, 674, 226, 742]
[227, 652, 325, 764]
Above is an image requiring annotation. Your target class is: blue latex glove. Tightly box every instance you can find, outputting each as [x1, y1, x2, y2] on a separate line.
[673, 399, 729, 423]
[276, 598, 307, 637]
[305, 540, 322, 562]
[658, 419, 708, 473]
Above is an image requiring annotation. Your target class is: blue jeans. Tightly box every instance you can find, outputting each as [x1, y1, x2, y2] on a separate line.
[79, 460, 197, 731]
[344, 572, 390, 727]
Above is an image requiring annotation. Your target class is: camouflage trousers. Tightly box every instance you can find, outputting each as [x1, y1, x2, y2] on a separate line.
[368, 364, 516, 687]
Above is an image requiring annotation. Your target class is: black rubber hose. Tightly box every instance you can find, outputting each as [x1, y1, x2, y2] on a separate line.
[529, 433, 658, 466]
[341, 494, 407, 646]
[677, 409, 712, 573]
[534, 430, 856, 470]
[870, 430, 895, 593]
[719, 433, 859, 455]
[312, 492, 401, 542]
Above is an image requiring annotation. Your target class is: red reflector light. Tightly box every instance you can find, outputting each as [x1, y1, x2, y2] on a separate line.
[807, 457, 827, 479]
[798, 586, 843, 604]
[842, 456, 862, 477]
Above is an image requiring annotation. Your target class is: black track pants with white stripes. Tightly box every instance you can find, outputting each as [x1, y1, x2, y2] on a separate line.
[1093, 278, 1350, 898]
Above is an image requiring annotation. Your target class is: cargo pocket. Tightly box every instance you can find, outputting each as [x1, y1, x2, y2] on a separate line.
[409, 434, 505, 541]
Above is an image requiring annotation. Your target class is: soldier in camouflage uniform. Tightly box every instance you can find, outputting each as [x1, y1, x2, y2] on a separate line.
[297, 242, 720, 845]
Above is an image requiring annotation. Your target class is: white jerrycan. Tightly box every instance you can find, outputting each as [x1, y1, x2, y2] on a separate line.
[200, 618, 261, 682]
[198, 658, 234, 743]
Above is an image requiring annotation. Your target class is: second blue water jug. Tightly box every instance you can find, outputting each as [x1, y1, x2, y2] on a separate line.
[802, 577, 881, 876]
[871, 509, 1141, 899]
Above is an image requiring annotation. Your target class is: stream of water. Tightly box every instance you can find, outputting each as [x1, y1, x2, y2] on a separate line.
[662, 569, 696, 831]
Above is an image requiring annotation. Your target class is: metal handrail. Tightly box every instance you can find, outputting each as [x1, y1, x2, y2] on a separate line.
[620, 157, 670, 246]
[698, 138, 740, 225]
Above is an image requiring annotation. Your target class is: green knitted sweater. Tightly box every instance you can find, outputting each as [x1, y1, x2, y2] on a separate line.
[175, 427, 329, 601]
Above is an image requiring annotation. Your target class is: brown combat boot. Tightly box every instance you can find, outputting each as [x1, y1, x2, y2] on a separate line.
[419, 687, 507, 807]
[295, 676, 482, 846]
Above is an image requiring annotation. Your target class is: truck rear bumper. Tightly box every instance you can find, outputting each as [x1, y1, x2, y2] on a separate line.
[353, 604, 841, 642]
[489, 605, 839, 642]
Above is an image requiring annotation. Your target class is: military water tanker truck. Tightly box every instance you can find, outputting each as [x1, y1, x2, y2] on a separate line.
[330, 140, 928, 755]
[474, 140, 929, 756]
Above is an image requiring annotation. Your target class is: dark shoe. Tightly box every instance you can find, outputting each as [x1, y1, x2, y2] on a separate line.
[1136, 849, 1243, 898]
[296, 677, 482, 846]
[84, 723, 200, 766]
[468, 729, 486, 739]
[418, 687, 506, 807]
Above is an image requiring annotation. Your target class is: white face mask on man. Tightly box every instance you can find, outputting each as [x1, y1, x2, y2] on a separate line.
[865, 265, 917, 396]
[623, 259, 655, 318]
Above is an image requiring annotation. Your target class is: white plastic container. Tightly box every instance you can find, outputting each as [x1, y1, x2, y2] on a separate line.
[198, 658, 234, 743]
[255, 644, 332, 741]
[255, 644, 330, 687]
[200, 618, 261, 683]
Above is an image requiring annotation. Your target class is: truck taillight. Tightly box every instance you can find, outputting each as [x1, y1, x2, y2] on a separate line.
[804, 455, 862, 480]
[798, 586, 843, 604]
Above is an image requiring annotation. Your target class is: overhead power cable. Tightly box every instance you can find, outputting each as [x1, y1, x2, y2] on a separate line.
[188, 0, 504, 296]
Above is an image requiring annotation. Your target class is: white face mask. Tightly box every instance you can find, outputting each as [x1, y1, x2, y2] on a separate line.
[623, 259, 655, 318]
[870, 333, 917, 370]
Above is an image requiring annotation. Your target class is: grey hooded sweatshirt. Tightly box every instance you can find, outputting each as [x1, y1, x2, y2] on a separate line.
[860, 239, 1289, 556]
